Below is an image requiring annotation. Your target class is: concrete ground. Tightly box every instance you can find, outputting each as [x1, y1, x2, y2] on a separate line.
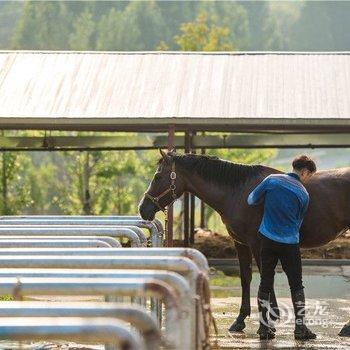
[210, 266, 350, 349]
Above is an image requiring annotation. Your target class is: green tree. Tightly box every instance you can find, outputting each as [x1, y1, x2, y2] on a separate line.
[69, 9, 95, 50]
[96, 8, 125, 50]
[12, 1, 72, 50]
[174, 12, 234, 51]
[0, 152, 32, 215]
[198, 1, 250, 50]
[0, 1, 24, 48]
[54, 149, 143, 215]
[97, 1, 167, 51]
[156, 0, 199, 48]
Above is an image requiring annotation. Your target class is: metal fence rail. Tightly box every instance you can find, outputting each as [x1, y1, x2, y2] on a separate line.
[0, 268, 191, 339]
[0, 301, 160, 350]
[0, 216, 163, 246]
[0, 247, 208, 272]
[0, 226, 145, 247]
[0, 235, 121, 247]
[0, 216, 211, 349]
[0, 317, 145, 350]
[0, 255, 210, 348]
[0, 239, 119, 248]
[0, 277, 184, 349]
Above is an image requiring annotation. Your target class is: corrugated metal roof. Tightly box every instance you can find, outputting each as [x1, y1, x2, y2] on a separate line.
[0, 51, 349, 131]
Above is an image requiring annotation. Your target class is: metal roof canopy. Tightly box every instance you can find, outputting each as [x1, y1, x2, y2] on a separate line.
[0, 51, 349, 133]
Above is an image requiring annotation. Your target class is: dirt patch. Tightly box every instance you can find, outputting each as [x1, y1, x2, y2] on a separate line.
[179, 229, 350, 259]
[301, 235, 350, 259]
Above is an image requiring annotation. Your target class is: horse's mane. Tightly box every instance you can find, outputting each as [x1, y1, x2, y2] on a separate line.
[159, 153, 265, 187]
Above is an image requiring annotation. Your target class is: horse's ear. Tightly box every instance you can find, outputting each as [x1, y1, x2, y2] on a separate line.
[159, 148, 167, 159]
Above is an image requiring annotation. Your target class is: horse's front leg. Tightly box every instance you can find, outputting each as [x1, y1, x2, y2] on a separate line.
[229, 241, 252, 332]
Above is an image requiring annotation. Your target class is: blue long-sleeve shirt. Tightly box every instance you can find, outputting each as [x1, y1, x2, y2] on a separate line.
[247, 173, 309, 244]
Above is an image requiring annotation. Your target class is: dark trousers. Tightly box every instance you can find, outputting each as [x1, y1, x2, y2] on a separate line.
[259, 233, 304, 294]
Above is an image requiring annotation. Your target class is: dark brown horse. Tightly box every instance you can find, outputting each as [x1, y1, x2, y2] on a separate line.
[139, 150, 350, 336]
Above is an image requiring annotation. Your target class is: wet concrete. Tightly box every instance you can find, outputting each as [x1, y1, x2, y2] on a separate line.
[210, 267, 350, 349]
[0, 266, 348, 349]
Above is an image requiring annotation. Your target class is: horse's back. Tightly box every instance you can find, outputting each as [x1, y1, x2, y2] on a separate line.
[301, 167, 350, 247]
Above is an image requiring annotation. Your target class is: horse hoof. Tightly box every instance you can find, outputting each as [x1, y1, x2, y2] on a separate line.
[228, 320, 246, 332]
[339, 323, 350, 337]
[270, 307, 280, 321]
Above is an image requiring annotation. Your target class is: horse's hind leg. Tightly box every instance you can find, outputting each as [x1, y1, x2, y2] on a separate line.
[339, 321, 350, 337]
[251, 242, 280, 323]
[229, 241, 252, 332]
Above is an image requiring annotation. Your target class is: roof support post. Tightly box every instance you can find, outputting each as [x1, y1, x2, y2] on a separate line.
[167, 125, 175, 247]
[200, 132, 206, 229]
[190, 131, 196, 245]
[183, 130, 190, 247]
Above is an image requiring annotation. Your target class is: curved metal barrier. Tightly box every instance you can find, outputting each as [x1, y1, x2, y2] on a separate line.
[0, 317, 145, 350]
[0, 215, 163, 246]
[0, 216, 211, 349]
[0, 226, 145, 247]
[0, 254, 211, 349]
[0, 235, 121, 247]
[0, 239, 118, 248]
[0, 268, 191, 346]
[0, 301, 161, 350]
[0, 277, 183, 349]
[0, 247, 209, 272]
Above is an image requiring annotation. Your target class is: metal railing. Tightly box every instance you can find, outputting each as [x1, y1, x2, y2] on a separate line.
[0, 301, 161, 350]
[0, 239, 119, 248]
[0, 215, 164, 246]
[0, 317, 145, 350]
[0, 277, 183, 349]
[0, 235, 121, 247]
[0, 247, 208, 272]
[0, 226, 146, 247]
[0, 216, 211, 349]
[0, 254, 210, 348]
[0, 268, 192, 345]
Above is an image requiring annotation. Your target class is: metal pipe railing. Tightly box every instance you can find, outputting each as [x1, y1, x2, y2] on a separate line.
[0, 301, 160, 350]
[0, 277, 182, 349]
[0, 247, 208, 272]
[0, 267, 191, 339]
[0, 317, 144, 350]
[0, 268, 191, 335]
[0, 215, 162, 246]
[0, 215, 164, 233]
[0, 255, 208, 349]
[0, 239, 118, 248]
[0, 235, 121, 247]
[0, 226, 144, 247]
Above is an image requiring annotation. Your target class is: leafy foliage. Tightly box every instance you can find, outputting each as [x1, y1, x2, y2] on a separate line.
[174, 12, 234, 51]
[6, 1, 349, 52]
[0, 152, 32, 215]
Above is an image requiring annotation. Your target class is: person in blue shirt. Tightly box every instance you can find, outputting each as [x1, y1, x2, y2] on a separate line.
[248, 155, 317, 341]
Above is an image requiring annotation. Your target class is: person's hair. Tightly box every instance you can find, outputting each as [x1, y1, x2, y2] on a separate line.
[292, 155, 317, 173]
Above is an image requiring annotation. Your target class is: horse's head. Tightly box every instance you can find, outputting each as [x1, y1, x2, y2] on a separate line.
[139, 149, 186, 221]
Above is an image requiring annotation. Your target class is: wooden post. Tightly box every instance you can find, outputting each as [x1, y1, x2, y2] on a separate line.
[166, 125, 175, 247]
